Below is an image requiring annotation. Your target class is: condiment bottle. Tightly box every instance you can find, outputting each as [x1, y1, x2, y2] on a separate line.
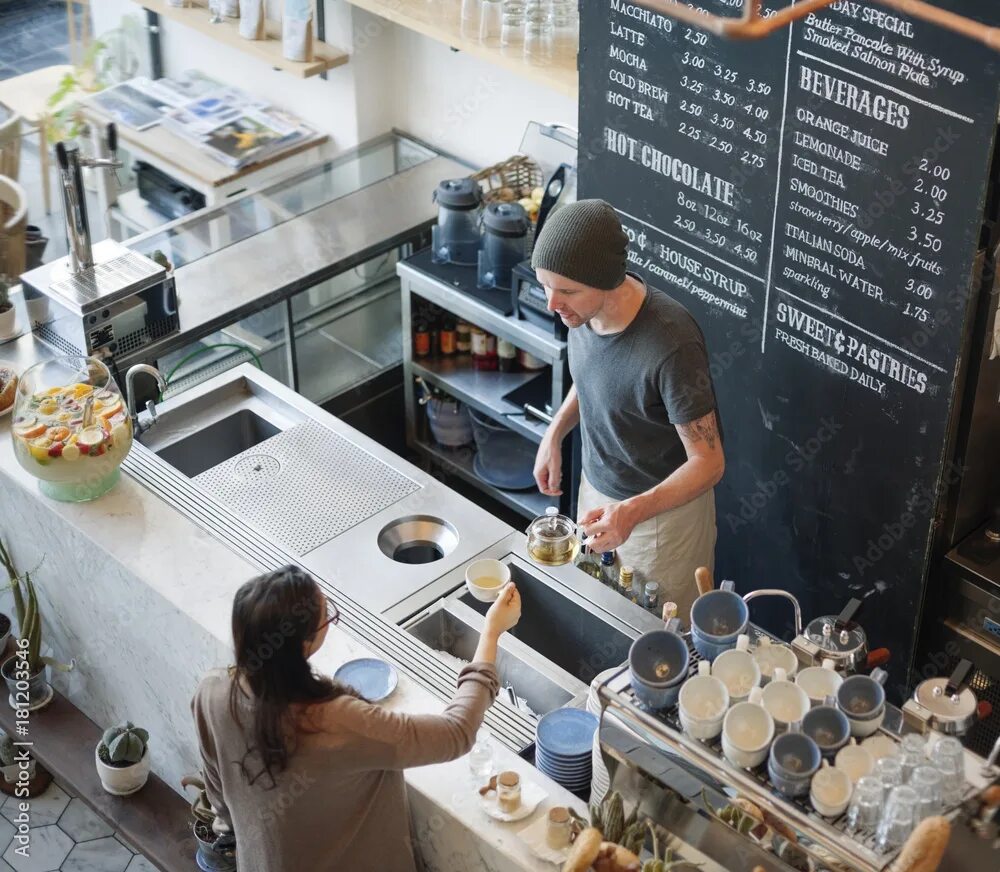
[618, 565, 637, 603]
[600, 551, 616, 587]
[484, 333, 498, 370]
[439, 319, 456, 356]
[471, 326, 488, 368]
[414, 320, 430, 358]
[456, 321, 472, 354]
[497, 338, 518, 372]
[662, 601, 678, 623]
[644, 582, 659, 613]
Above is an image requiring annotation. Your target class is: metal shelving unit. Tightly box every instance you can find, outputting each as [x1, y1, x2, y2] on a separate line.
[398, 256, 571, 520]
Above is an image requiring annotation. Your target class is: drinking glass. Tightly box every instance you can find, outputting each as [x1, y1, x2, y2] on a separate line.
[899, 745, 926, 783]
[500, 8, 526, 53]
[479, 0, 503, 44]
[929, 736, 965, 806]
[874, 755, 903, 800]
[846, 775, 883, 832]
[875, 785, 919, 852]
[910, 765, 943, 821]
[461, 0, 483, 39]
[468, 727, 495, 782]
[524, 9, 553, 65]
[900, 732, 928, 756]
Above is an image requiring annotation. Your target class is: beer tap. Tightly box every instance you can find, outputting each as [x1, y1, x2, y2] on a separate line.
[54, 123, 123, 276]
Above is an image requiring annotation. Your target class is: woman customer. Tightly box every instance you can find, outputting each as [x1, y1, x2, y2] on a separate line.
[192, 565, 520, 872]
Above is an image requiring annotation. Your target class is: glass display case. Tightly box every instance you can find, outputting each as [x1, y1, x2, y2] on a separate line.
[119, 133, 454, 411]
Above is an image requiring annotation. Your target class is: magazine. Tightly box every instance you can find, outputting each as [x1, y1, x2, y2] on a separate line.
[86, 77, 183, 130]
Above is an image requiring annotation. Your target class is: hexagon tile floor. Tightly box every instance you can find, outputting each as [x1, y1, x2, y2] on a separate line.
[0, 781, 156, 872]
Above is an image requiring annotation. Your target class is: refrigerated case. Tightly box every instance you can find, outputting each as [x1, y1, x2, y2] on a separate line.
[118, 133, 462, 417]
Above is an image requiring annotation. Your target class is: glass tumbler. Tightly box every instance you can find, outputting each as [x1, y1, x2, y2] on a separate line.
[461, 0, 483, 39]
[899, 745, 926, 783]
[847, 775, 884, 833]
[875, 785, 919, 852]
[910, 765, 943, 821]
[524, 9, 554, 65]
[930, 736, 966, 806]
[467, 727, 495, 782]
[501, 7, 526, 53]
[479, 0, 503, 44]
[874, 755, 903, 800]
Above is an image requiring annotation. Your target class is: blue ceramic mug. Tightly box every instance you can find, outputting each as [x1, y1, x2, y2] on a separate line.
[629, 620, 689, 710]
[690, 580, 750, 663]
[802, 703, 851, 758]
[768, 730, 821, 797]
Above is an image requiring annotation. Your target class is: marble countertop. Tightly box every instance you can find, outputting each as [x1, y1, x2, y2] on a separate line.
[0, 364, 589, 870]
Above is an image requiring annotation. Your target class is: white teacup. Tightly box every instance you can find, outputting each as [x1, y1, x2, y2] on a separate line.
[679, 661, 730, 741]
[834, 738, 875, 784]
[722, 686, 774, 769]
[795, 658, 843, 707]
[752, 637, 799, 684]
[810, 760, 853, 817]
[760, 667, 810, 732]
[712, 634, 761, 703]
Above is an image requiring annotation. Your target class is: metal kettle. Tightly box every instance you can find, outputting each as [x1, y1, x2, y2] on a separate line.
[792, 598, 874, 674]
[903, 659, 982, 736]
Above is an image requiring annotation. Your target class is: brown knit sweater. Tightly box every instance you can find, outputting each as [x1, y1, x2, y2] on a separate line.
[191, 662, 500, 872]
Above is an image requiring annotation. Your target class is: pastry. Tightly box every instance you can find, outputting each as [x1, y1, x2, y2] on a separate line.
[0, 365, 16, 415]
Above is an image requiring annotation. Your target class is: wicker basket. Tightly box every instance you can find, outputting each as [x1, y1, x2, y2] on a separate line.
[471, 154, 543, 206]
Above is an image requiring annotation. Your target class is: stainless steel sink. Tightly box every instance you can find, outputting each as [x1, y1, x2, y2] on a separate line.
[406, 600, 574, 715]
[153, 408, 280, 478]
[133, 365, 511, 613]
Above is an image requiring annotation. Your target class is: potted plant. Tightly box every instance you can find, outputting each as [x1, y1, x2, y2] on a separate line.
[95, 722, 150, 795]
[0, 730, 51, 797]
[182, 774, 237, 871]
[0, 278, 15, 340]
[0, 538, 75, 712]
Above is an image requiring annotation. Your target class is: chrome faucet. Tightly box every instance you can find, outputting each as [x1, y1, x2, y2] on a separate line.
[125, 364, 167, 437]
[55, 124, 122, 276]
[742, 588, 803, 637]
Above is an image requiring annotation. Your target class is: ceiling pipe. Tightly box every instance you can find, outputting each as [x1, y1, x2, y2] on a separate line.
[633, 0, 1000, 50]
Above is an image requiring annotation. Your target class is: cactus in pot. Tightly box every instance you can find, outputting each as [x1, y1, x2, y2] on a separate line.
[96, 722, 151, 795]
[0, 537, 75, 712]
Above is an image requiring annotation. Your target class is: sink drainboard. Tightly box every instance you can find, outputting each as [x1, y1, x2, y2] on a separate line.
[193, 420, 420, 556]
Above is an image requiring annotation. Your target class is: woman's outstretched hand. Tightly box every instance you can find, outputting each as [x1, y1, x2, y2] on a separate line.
[484, 583, 521, 636]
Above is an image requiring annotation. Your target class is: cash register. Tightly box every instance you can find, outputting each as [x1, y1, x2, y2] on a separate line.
[20, 124, 179, 365]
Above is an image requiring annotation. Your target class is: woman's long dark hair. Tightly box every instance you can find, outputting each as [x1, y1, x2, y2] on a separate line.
[228, 566, 349, 787]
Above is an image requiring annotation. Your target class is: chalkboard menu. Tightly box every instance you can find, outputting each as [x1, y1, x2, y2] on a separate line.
[578, 0, 1000, 695]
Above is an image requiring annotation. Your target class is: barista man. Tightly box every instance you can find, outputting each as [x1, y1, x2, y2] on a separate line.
[531, 200, 724, 621]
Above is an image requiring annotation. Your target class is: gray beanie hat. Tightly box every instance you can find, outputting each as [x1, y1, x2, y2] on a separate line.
[531, 199, 629, 290]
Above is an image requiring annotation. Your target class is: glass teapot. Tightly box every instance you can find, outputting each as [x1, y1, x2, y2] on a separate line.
[525, 506, 579, 566]
[11, 355, 133, 502]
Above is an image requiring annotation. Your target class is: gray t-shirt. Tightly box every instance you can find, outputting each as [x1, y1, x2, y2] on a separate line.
[569, 277, 718, 502]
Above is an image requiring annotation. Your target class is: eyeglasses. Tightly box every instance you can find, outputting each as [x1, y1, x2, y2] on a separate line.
[315, 599, 340, 633]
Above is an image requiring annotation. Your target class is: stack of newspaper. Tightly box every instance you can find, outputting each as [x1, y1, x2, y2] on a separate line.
[86, 71, 318, 169]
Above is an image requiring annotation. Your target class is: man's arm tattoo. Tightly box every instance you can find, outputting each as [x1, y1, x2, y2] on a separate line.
[677, 414, 719, 451]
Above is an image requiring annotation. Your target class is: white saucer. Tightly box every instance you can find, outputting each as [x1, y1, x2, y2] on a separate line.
[8, 682, 54, 712]
[480, 779, 546, 822]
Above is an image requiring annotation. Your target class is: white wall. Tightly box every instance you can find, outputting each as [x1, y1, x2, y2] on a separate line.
[91, 1, 577, 166]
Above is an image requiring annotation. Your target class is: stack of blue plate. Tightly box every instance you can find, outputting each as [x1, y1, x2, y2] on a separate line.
[535, 709, 598, 793]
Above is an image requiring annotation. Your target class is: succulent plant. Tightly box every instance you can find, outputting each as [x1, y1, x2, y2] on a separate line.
[0, 537, 74, 677]
[99, 722, 149, 767]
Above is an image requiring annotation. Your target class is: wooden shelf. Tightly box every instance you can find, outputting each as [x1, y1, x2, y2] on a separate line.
[343, 0, 577, 98]
[132, 0, 350, 78]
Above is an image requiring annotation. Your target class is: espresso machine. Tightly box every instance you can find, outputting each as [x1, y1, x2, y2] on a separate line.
[19, 124, 179, 365]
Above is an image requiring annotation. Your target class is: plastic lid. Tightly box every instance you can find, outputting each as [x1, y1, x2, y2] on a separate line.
[483, 202, 529, 237]
[434, 178, 482, 209]
[600, 551, 615, 564]
[644, 582, 659, 594]
[528, 508, 575, 541]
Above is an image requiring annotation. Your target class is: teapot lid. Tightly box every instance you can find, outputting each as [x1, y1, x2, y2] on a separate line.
[528, 506, 575, 541]
[912, 677, 977, 727]
[804, 616, 866, 655]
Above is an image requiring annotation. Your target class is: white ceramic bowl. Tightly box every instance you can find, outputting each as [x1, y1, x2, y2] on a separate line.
[760, 670, 811, 731]
[795, 659, 843, 707]
[810, 761, 853, 817]
[835, 740, 875, 784]
[722, 689, 774, 768]
[465, 558, 511, 602]
[679, 662, 729, 740]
